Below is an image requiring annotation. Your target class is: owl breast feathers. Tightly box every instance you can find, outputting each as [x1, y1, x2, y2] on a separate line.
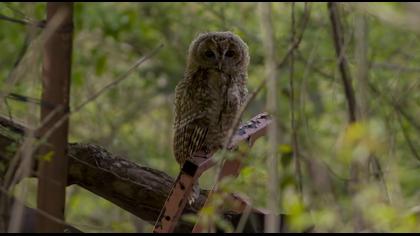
[173, 31, 250, 166]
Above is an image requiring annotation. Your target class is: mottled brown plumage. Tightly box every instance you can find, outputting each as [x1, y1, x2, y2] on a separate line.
[173, 31, 250, 204]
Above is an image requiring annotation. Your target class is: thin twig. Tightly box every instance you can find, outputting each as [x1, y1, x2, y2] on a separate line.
[259, 3, 280, 233]
[4, 99, 13, 122]
[0, 92, 57, 110]
[7, 35, 30, 82]
[372, 62, 420, 73]
[219, 1, 311, 147]
[7, 4, 39, 231]
[277, 2, 311, 69]
[0, 187, 69, 228]
[205, 3, 311, 231]
[73, 44, 164, 112]
[234, 203, 253, 233]
[368, 82, 420, 132]
[0, 13, 45, 28]
[35, 44, 164, 156]
[396, 106, 420, 162]
[3, 105, 63, 190]
[0, 8, 65, 111]
[296, 49, 420, 133]
[204, 3, 261, 43]
[3, 3, 27, 18]
[0, 186, 109, 231]
[3, 44, 163, 192]
[290, 2, 303, 200]
[327, 2, 357, 123]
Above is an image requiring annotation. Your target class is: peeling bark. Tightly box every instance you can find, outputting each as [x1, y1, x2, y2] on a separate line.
[66, 142, 209, 232]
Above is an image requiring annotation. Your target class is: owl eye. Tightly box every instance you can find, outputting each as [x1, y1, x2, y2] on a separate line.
[225, 50, 235, 57]
[204, 50, 215, 58]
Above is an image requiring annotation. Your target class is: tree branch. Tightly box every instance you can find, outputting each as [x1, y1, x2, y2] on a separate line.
[327, 2, 357, 123]
[0, 14, 45, 28]
[0, 115, 303, 232]
[0, 115, 204, 232]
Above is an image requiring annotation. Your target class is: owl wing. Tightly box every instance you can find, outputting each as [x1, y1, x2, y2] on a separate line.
[239, 73, 249, 106]
[173, 79, 210, 165]
[174, 121, 208, 165]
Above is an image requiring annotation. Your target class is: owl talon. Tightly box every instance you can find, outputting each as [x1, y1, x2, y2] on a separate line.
[188, 196, 195, 206]
[187, 182, 200, 206]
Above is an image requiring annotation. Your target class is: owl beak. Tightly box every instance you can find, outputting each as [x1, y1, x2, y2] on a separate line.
[218, 61, 222, 70]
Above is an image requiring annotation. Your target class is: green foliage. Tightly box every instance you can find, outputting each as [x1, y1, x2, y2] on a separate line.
[2, 2, 419, 233]
[39, 151, 54, 162]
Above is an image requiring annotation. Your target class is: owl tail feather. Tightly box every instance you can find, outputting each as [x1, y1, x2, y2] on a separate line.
[188, 181, 200, 206]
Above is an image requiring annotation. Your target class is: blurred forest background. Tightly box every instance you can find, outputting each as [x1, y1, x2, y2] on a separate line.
[0, 2, 419, 233]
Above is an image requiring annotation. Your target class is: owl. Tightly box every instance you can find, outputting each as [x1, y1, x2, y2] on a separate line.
[173, 31, 250, 204]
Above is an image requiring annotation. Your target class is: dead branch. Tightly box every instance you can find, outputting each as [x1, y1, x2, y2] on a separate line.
[0, 115, 303, 232]
[0, 115, 205, 232]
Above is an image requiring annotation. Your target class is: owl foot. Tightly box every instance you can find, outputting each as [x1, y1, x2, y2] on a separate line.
[188, 181, 200, 206]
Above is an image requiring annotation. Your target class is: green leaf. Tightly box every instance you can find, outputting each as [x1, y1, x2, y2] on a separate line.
[40, 151, 54, 162]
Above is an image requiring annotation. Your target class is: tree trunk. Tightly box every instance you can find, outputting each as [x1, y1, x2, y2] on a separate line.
[36, 2, 73, 233]
[259, 2, 281, 233]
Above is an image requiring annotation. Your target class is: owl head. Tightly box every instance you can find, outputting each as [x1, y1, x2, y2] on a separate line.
[187, 31, 250, 74]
